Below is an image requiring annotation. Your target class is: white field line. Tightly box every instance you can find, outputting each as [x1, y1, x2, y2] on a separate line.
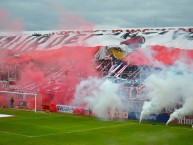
[0, 130, 34, 138]
[31, 123, 131, 138]
[14, 115, 66, 120]
[0, 121, 192, 138]
[14, 113, 91, 120]
[0, 123, 131, 138]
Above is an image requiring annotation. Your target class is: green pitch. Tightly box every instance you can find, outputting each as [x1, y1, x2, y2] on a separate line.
[0, 108, 192, 145]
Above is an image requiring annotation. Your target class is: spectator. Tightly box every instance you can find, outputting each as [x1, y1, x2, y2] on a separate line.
[10, 97, 14, 108]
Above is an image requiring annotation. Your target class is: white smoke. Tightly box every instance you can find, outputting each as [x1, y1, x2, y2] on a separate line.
[72, 77, 125, 120]
[166, 97, 193, 125]
[140, 65, 193, 123]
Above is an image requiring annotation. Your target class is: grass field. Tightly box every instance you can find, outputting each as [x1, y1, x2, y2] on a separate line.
[0, 108, 193, 145]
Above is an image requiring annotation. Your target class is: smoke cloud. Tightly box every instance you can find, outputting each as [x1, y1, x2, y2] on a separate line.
[0, 8, 23, 32]
[0, 7, 97, 106]
[140, 63, 193, 124]
[72, 77, 125, 120]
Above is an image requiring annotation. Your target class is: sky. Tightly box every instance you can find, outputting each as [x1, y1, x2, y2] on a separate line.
[0, 0, 193, 31]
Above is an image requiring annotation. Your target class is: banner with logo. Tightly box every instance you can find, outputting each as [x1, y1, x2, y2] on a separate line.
[56, 105, 74, 113]
[170, 116, 193, 125]
[107, 111, 128, 119]
[128, 112, 169, 123]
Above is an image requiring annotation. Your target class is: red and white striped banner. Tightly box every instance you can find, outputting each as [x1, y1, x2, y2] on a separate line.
[107, 63, 123, 76]
[114, 65, 128, 77]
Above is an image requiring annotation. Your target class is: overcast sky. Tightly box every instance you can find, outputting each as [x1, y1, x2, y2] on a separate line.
[0, 0, 193, 31]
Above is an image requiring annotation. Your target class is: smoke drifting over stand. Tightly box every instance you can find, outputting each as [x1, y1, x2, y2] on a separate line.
[0, 7, 98, 107]
[0, 8, 23, 32]
[73, 77, 125, 120]
[140, 63, 193, 124]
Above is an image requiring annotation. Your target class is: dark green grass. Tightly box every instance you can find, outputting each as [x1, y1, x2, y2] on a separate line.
[0, 108, 193, 145]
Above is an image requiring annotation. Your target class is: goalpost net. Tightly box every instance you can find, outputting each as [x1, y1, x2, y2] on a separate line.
[0, 91, 42, 112]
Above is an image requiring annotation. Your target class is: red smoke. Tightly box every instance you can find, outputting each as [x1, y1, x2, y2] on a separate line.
[50, 3, 95, 30]
[124, 45, 193, 67]
[0, 8, 23, 32]
[12, 46, 100, 105]
[0, 45, 100, 107]
[0, 6, 98, 107]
